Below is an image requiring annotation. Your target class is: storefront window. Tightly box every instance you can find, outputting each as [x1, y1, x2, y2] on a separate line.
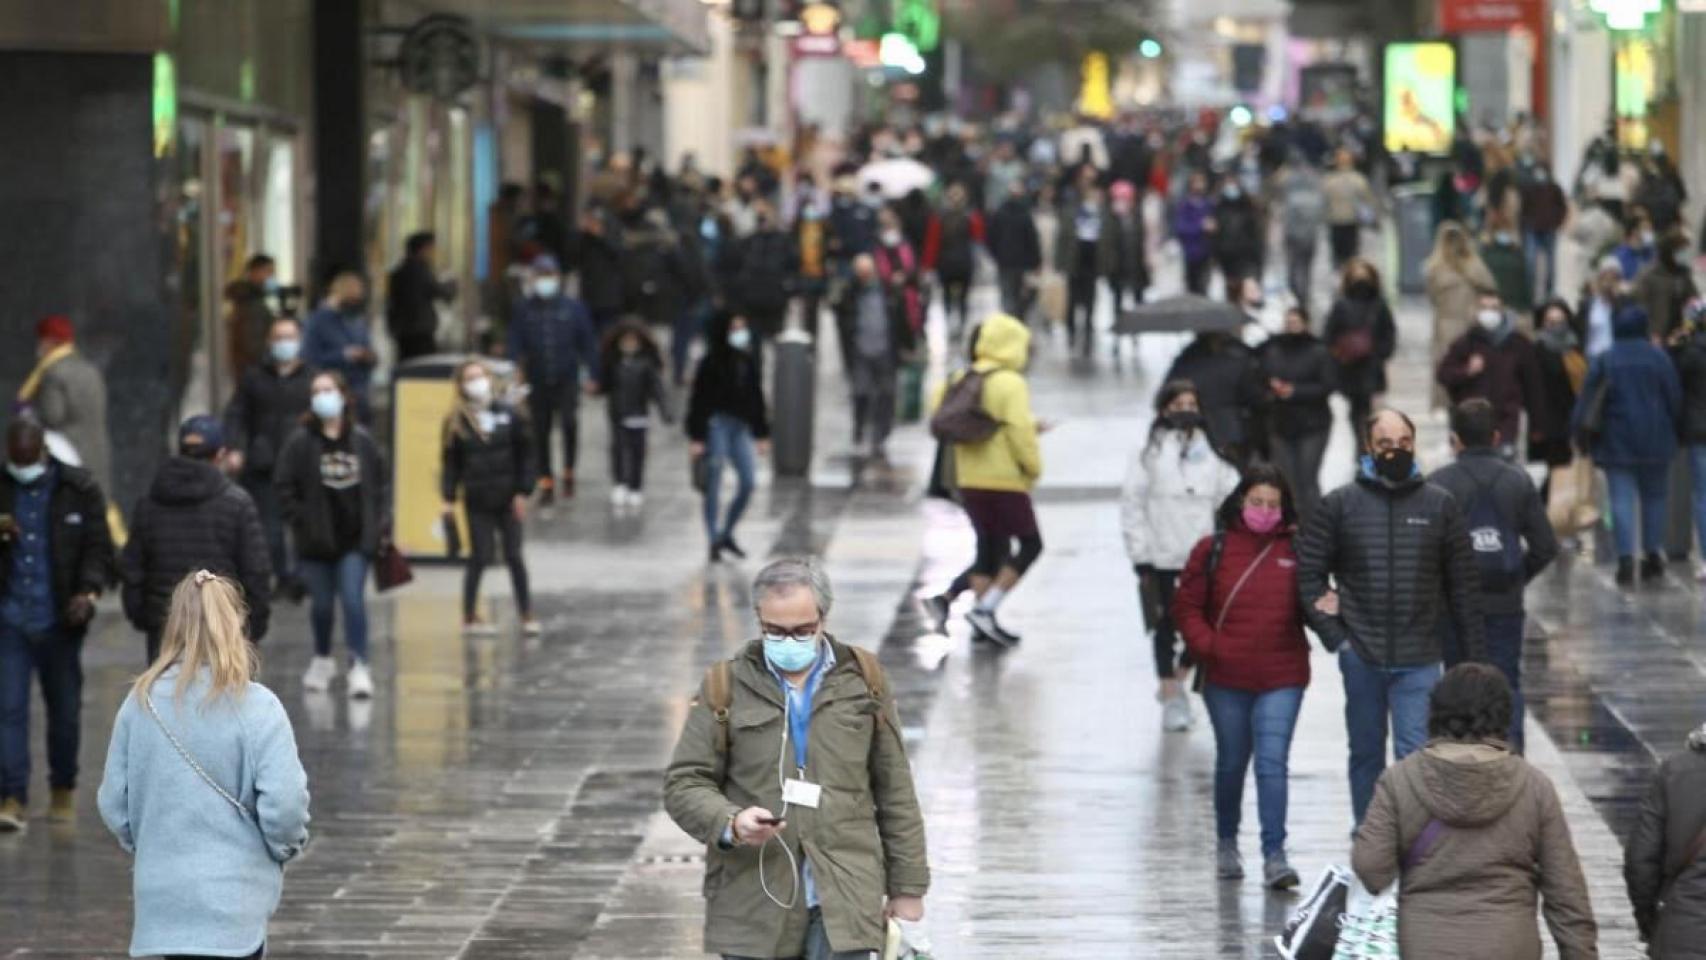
[176, 116, 211, 422]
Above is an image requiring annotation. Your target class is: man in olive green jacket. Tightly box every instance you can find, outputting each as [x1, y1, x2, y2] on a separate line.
[665, 558, 930, 959]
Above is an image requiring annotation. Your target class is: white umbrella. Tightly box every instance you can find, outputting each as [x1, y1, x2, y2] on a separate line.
[858, 157, 936, 199]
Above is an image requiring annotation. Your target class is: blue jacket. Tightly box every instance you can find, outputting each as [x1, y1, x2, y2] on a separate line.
[98, 667, 310, 958]
[304, 305, 375, 397]
[1571, 308, 1682, 467]
[506, 294, 598, 387]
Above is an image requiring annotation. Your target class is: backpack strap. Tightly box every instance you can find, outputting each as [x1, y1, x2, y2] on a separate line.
[848, 645, 897, 737]
[703, 660, 734, 756]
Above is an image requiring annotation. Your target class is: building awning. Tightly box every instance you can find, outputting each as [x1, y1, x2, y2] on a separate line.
[415, 0, 710, 55]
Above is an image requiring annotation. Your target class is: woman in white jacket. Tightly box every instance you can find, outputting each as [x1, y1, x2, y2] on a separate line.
[1122, 379, 1241, 732]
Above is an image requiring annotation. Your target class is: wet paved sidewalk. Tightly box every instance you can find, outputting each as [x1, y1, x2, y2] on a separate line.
[0, 236, 1680, 958]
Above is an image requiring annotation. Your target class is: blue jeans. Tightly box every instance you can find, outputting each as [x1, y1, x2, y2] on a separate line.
[1340, 646, 1441, 825]
[1605, 463, 1670, 559]
[1525, 230, 1558, 300]
[0, 625, 82, 802]
[1202, 684, 1305, 857]
[704, 414, 757, 544]
[1687, 445, 1706, 557]
[298, 552, 370, 663]
[723, 906, 873, 960]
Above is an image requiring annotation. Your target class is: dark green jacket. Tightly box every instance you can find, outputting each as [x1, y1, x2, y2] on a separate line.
[664, 638, 930, 957]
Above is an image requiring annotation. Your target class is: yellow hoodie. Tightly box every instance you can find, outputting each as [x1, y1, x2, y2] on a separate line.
[937, 313, 1042, 492]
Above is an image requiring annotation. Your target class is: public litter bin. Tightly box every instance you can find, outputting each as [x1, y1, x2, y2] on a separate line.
[771, 329, 815, 477]
[390, 353, 516, 559]
[1394, 184, 1434, 294]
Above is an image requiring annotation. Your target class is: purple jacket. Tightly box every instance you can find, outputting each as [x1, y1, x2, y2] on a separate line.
[1173, 194, 1215, 263]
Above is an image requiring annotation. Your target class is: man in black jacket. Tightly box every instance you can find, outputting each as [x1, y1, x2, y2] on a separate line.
[987, 180, 1042, 318]
[385, 231, 456, 362]
[224, 316, 314, 598]
[1427, 400, 1557, 754]
[121, 415, 272, 662]
[0, 418, 113, 830]
[1296, 408, 1485, 826]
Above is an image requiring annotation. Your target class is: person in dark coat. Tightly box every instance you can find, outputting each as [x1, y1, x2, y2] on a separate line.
[1258, 306, 1336, 519]
[1061, 182, 1108, 355]
[1436, 289, 1543, 457]
[275, 371, 387, 699]
[569, 208, 627, 333]
[1213, 180, 1263, 291]
[1099, 180, 1149, 314]
[1163, 331, 1266, 467]
[507, 255, 599, 502]
[1624, 720, 1706, 958]
[833, 255, 916, 459]
[1635, 147, 1688, 233]
[1295, 408, 1485, 826]
[304, 272, 378, 422]
[1324, 259, 1399, 461]
[726, 202, 797, 340]
[385, 231, 456, 362]
[223, 254, 276, 380]
[1520, 164, 1568, 300]
[1668, 299, 1706, 581]
[1636, 229, 1700, 339]
[1172, 171, 1216, 295]
[1530, 300, 1588, 469]
[1571, 305, 1683, 585]
[0, 417, 113, 830]
[1428, 399, 1559, 754]
[687, 312, 770, 563]
[597, 320, 672, 508]
[441, 360, 536, 635]
[987, 179, 1042, 318]
[224, 316, 314, 599]
[923, 183, 985, 335]
[121, 415, 271, 663]
[1480, 227, 1534, 316]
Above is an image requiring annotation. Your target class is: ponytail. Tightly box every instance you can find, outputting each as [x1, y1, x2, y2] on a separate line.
[133, 570, 257, 704]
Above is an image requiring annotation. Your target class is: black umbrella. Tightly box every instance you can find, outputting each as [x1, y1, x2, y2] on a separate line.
[1114, 295, 1246, 335]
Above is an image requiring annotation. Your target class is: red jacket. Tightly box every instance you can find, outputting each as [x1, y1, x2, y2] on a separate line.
[1172, 524, 1311, 692]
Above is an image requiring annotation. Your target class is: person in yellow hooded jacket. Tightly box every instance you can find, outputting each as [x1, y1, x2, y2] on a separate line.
[920, 313, 1044, 647]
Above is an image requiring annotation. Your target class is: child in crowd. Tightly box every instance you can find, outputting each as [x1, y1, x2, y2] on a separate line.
[599, 320, 672, 508]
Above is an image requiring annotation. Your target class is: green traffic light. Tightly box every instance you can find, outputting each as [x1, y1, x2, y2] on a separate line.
[1139, 38, 1163, 59]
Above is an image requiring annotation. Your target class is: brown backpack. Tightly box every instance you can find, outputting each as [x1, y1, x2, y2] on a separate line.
[700, 644, 893, 756]
[929, 370, 1002, 444]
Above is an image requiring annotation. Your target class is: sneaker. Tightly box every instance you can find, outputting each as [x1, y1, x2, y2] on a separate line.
[521, 618, 543, 637]
[301, 655, 337, 693]
[1217, 842, 1245, 880]
[718, 536, 748, 560]
[346, 662, 374, 700]
[48, 788, 74, 823]
[610, 485, 630, 507]
[964, 608, 1019, 648]
[1616, 557, 1635, 586]
[0, 797, 24, 833]
[1162, 693, 1193, 733]
[1264, 852, 1301, 891]
[463, 618, 498, 637]
[625, 489, 645, 508]
[921, 594, 952, 634]
[1642, 553, 1666, 581]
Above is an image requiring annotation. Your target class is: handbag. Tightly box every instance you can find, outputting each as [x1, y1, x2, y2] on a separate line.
[1575, 375, 1610, 449]
[1273, 865, 1353, 960]
[1276, 820, 1445, 960]
[691, 452, 710, 494]
[373, 541, 414, 592]
[1546, 458, 1600, 536]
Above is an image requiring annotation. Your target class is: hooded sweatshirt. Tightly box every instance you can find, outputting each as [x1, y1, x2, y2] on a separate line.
[1353, 741, 1599, 959]
[938, 314, 1040, 492]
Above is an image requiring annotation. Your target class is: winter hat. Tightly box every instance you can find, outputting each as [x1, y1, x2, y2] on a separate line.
[36, 314, 74, 345]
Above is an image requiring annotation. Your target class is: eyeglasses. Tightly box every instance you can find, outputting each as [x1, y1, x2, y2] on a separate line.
[760, 620, 821, 641]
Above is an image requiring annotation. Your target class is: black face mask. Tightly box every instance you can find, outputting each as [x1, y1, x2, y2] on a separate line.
[1349, 279, 1378, 300]
[1163, 411, 1206, 433]
[1374, 448, 1415, 483]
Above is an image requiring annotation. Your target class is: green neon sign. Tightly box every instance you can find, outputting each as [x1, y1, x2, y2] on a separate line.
[1588, 0, 1662, 31]
[893, 0, 940, 53]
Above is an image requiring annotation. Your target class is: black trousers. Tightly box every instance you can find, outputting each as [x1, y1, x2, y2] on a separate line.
[527, 380, 580, 479]
[464, 508, 530, 621]
[1329, 223, 1360, 267]
[997, 269, 1031, 317]
[1138, 568, 1185, 679]
[1269, 428, 1330, 525]
[1184, 257, 1213, 295]
[1067, 271, 1098, 353]
[610, 425, 649, 490]
[940, 271, 972, 332]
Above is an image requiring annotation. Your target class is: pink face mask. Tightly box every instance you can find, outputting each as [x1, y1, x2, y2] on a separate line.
[1243, 505, 1283, 534]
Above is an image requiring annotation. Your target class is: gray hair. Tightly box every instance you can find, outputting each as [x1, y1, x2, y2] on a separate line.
[751, 557, 834, 616]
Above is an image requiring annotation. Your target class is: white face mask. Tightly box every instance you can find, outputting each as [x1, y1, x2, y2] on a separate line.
[1477, 309, 1504, 331]
[533, 276, 561, 298]
[881, 229, 902, 247]
[463, 376, 492, 404]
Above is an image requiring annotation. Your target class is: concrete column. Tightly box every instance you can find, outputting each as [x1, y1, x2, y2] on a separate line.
[610, 49, 638, 158]
[312, 0, 364, 289]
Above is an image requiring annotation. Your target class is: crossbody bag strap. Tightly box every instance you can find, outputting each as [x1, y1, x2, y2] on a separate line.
[1213, 541, 1276, 634]
[1403, 818, 1447, 871]
[141, 692, 255, 820]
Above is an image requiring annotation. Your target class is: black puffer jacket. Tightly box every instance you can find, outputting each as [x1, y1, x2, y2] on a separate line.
[1624, 726, 1706, 958]
[440, 402, 535, 514]
[1258, 332, 1337, 438]
[0, 462, 113, 638]
[1671, 331, 1706, 444]
[121, 456, 271, 638]
[1163, 333, 1266, 461]
[1295, 469, 1484, 667]
[1325, 292, 1398, 396]
[1428, 449, 1559, 616]
[275, 423, 389, 561]
[223, 361, 314, 480]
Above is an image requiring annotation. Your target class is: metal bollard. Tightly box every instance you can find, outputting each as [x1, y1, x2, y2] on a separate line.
[771, 328, 816, 477]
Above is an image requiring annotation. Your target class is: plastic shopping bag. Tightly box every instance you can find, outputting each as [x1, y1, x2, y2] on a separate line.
[883, 918, 935, 960]
[1333, 879, 1401, 959]
[1273, 865, 1352, 960]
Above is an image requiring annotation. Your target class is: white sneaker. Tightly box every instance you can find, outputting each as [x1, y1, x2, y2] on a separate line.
[302, 656, 337, 693]
[610, 485, 630, 507]
[625, 488, 644, 508]
[346, 662, 374, 700]
[1162, 693, 1194, 732]
[521, 618, 543, 636]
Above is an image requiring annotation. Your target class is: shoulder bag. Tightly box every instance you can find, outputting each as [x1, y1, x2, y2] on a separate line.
[141, 691, 257, 823]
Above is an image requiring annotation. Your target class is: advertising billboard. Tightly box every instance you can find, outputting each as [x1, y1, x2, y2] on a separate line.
[1383, 42, 1456, 155]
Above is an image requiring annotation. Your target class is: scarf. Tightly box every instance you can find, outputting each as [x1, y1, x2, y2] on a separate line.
[16, 342, 74, 404]
[1537, 324, 1579, 354]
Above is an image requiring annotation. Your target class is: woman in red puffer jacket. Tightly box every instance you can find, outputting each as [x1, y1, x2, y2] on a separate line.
[1173, 463, 1312, 891]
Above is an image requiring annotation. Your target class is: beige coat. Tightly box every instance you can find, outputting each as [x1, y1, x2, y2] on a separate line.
[1425, 255, 1496, 409]
[664, 639, 929, 958]
[1353, 741, 1598, 960]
